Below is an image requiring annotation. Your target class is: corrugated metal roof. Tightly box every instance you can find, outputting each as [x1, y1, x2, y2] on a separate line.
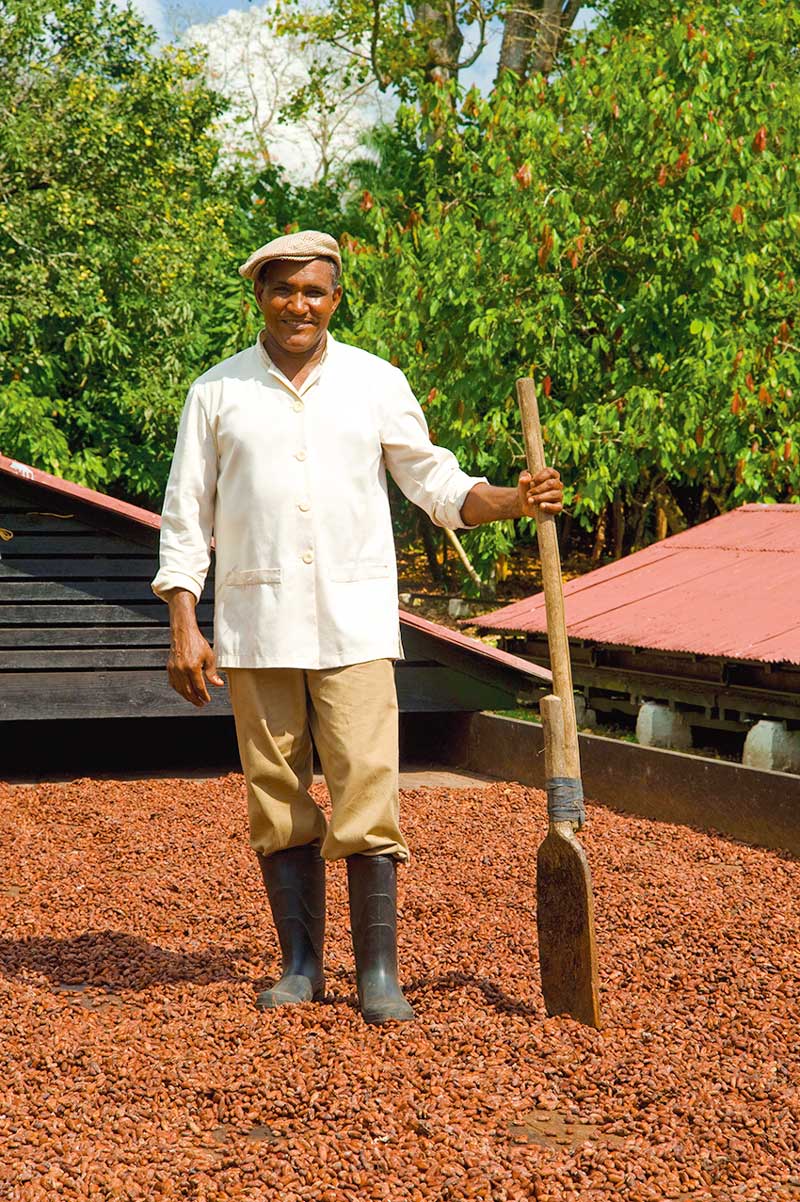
[472, 504, 800, 666]
[1, 452, 548, 683]
[0, 453, 161, 530]
[399, 607, 550, 682]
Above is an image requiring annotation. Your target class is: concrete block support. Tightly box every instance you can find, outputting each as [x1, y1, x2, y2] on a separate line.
[743, 720, 800, 773]
[447, 597, 476, 619]
[636, 701, 693, 751]
[574, 695, 598, 729]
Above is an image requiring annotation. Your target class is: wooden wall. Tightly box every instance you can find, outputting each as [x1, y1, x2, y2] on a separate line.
[0, 476, 218, 722]
[0, 475, 526, 729]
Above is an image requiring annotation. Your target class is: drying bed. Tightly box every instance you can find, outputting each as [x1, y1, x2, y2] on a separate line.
[0, 775, 797, 1201]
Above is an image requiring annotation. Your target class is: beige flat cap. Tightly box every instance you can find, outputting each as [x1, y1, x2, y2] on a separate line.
[239, 230, 342, 280]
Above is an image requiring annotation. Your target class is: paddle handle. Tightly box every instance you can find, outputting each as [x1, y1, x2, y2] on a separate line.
[516, 378, 581, 781]
[541, 693, 569, 779]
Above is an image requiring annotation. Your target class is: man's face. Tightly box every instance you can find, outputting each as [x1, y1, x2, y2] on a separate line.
[254, 258, 342, 355]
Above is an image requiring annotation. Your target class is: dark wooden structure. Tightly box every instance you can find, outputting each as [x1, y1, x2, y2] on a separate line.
[496, 635, 800, 734]
[0, 465, 213, 723]
[0, 456, 548, 768]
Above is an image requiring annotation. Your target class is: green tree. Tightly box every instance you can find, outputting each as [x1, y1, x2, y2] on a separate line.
[340, 0, 800, 580]
[0, 0, 233, 502]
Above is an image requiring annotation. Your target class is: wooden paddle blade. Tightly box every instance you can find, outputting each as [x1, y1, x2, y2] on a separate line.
[536, 826, 601, 1028]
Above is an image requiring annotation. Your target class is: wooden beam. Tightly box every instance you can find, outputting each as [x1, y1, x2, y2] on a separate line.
[0, 603, 214, 625]
[0, 581, 189, 602]
[0, 648, 171, 670]
[0, 626, 209, 648]
[401, 625, 541, 700]
[0, 663, 514, 721]
[1, 534, 154, 556]
[0, 513, 98, 533]
[395, 664, 514, 712]
[1, 559, 159, 579]
[1, 478, 160, 550]
[0, 670, 232, 720]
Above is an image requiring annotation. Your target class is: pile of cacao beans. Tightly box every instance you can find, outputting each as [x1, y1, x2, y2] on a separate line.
[1, 775, 796, 1201]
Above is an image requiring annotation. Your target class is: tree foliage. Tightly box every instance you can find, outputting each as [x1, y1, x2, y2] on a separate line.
[1, 0, 797, 596]
[340, 0, 800, 576]
[0, 0, 233, 501]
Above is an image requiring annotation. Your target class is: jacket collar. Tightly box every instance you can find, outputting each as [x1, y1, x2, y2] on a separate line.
[255, 329, 335, 378]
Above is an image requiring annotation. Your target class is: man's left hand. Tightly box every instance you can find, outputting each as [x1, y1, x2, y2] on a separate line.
[518, 467, 563, 517]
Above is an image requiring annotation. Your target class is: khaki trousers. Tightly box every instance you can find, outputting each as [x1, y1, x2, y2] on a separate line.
[227, 659, 409, 863]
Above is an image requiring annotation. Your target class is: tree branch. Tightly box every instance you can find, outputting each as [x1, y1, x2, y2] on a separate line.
[319, 34, 374, 65]
[456, 1, 488, 70]
[563, 0, 583, 29]
[370, 0, 392, 89]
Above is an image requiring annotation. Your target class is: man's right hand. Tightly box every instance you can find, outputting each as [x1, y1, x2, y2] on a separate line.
[165, 588, 225, 707]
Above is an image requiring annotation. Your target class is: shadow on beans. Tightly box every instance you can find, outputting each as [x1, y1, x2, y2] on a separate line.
[404, 970, 540, 1018]
[0, 930, 260, 990]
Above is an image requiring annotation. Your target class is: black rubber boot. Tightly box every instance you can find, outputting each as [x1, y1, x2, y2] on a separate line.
[256, 843, 325, 1009]
[346, 853, 415, 1025]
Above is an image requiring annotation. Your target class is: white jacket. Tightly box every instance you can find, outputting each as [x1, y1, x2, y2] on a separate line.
[151, 334, 485, 668]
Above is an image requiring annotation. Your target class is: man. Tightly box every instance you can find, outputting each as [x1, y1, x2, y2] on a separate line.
[152, 230, 563, 1026]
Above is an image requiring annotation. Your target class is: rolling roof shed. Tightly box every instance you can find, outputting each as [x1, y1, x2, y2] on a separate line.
[0, 454, 549, 771]
[472, 504, 800, 736]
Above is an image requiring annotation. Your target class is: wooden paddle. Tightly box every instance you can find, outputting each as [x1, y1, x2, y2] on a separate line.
[516, 377, 601, 1029]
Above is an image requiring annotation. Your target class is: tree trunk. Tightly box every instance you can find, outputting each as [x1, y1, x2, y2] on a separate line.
[498, 3, 537, 76]
[652, 488, 686, 543]
[419, 513, 444, 583]
[611, 498, 625, 559]
[497, 0, 583, 82]
[590, 507, 607, 565]
[655, 501, 668, 541]
[411, 0, 465, 87]
[444, 526, 486, 593]
[660, 489, 687, 536]
[631, 499, 651, 550]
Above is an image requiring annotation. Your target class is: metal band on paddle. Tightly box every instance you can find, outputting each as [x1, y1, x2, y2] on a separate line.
[546, 776, 586, 828]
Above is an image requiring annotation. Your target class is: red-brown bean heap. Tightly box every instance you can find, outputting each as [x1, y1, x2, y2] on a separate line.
[1, 775, 797, 1202]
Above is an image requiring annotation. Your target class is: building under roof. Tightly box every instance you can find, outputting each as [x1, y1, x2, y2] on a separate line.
[0, 453, 549, 774]
[472, 504, 800, 753]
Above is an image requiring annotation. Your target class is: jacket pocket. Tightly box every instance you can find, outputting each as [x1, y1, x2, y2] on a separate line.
[223, 568, 282, 588]
[330, 559, 390, 583]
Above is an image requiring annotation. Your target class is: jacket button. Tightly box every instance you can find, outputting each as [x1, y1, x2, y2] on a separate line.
[292, 400, 304, 412]
[298, 501, 311, 512]
[302, 551, 314, 564]
[295, 450, 307, 461]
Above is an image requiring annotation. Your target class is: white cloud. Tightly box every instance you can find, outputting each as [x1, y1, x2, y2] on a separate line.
[184, 4, 390, 183]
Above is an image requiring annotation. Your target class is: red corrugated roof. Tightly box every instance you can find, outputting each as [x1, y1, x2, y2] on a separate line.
[472, 504, 800, 666]
[0, 453, 549, 683]
[0, 453, 160, 530]
[398, 607, 550, 682]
